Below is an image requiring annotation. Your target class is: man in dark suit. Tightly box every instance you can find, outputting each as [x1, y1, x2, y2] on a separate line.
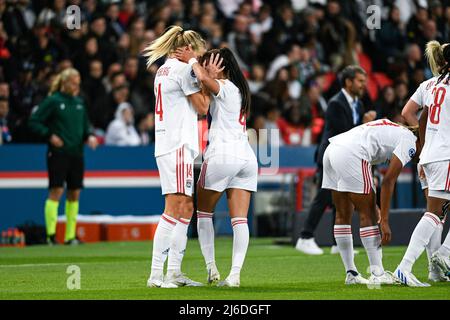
[296, 65, 377, 255]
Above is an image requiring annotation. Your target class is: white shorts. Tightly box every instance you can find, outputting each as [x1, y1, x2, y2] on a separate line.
[198, 154, 258, 192]
[322, 144, 374, 194]
[156, 145, 195, 196]
[417, 163, 428, 190]
[423, 160, 450, 200]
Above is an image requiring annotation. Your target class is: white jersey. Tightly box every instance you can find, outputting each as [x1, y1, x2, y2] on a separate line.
[418, 77, 450, 165]
[154, 58, 200, 157]
[410, 76, 438, 120]
[329, 119, 417, 166]
[204, 79, 255, 161]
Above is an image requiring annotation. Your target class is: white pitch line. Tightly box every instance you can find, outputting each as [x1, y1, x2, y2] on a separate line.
[0, 261, 144, 268]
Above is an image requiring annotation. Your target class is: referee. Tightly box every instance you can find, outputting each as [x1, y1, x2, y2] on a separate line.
[29, 68, 98, 245]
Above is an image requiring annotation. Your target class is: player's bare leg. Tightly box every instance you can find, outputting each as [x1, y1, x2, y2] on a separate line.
[197, 185, 223, 283]
[350, 191, 396, 285]
[217, 188, 251, 288]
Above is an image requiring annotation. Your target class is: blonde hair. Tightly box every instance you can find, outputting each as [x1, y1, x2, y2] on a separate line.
[49, 68, 80, 95]
[425, 40, 447, 76]
[142, 25, 206, 68]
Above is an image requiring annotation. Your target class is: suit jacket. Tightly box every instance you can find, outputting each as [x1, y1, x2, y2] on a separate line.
[315, 90, 365, 166]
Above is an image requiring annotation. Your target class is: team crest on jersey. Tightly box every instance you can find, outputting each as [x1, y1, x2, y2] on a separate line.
[409, 148, 416, 158]
[60, 104, 65, 110]
[186, 179, 192, 189]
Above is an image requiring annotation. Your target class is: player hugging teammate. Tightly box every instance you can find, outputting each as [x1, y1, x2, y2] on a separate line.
[144, 26, 257, 288]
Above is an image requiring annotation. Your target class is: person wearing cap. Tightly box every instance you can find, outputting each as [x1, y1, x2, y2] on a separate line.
[29, 68, 98, 245]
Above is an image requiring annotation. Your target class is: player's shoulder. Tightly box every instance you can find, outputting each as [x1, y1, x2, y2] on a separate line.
[420, 76, 439, 91]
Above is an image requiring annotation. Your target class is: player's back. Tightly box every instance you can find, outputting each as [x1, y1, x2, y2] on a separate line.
[330, 119, 416, 165]
[205, 79, 254, 160]
[154, 58, 200, 158]
[420, 77, 450, 165]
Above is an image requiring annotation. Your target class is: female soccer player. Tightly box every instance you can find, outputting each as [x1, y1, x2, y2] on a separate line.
[395, 41, 450, 286]
[29, 68, 98, 245]
[143, 26, 210, 288]
[400, 40, 449, 283]
[176, 47, 258, 287]
[322, 119, 419, 285]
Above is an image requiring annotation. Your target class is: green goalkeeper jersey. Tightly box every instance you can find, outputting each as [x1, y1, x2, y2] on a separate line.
[29, 91, 93, 157]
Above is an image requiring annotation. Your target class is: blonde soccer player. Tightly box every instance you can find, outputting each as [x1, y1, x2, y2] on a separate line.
[322, 119, 420, 285]
[143, 26, 210, 288]
[395, 41, 450, 286]
[400, 40, 450, 283]
[175, 47, 258, 287]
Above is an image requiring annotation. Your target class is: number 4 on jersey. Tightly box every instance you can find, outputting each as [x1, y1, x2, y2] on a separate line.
[155, 83, 163, 121]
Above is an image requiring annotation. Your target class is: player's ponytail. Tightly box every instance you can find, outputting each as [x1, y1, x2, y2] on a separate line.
[49, 68, 80, 96]
[425, 40, 450, 83]
[142, 25, 206, 68]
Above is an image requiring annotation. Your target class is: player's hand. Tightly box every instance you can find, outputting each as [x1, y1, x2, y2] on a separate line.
[174, 45, 196, 63]
[87, 135, 98, 150]
[49, 134, 64, 148]
[380, 220, 391, 245]
[418, 164, 426, 180]
[376, 205, 381, 224]
[363, 110, 377, 123]
[205, 53, 224, 78]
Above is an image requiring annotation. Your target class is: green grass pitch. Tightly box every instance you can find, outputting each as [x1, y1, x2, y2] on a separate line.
[0, 238, 449, 300]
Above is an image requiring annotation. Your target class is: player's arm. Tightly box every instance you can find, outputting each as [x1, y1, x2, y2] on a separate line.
[379, 155, 403, 245]
[418, 105, 428, 150]
[401, 99, 420, 126]
[188, 91, 210, 116]
[28, 98, 53, 139]
[175, 46, 223, 95]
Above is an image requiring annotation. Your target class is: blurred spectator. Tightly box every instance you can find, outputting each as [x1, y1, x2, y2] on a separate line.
[277, 100, 312, 146]
[375, 86, 396, 120]
[248, 64, 265, 93]
[266, 43, 302, 81]
[136, 112, 155, 145]
[105, 102, 140, 146]
[227, 14, 256, 71]
[264, 102, 283, 147]
[82, 59, 107, 121]
[94, 83, 129, 131]
[0, 96, 11, 144]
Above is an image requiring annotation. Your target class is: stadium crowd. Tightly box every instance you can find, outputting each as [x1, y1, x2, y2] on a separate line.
[0, 0, 449, 146]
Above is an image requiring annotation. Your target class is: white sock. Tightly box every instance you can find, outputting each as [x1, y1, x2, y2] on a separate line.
[399, 212, 440, 272]
[437, 222, 450, 257]
[167, 217, 190, 276]
[334, 225, 357, 273]
[360, 226, 384, 276]
[230, 217, 249, 276]
[150, 213, 177, 280]
[197, 210, 216, 268]
[426, 223, 443, 263]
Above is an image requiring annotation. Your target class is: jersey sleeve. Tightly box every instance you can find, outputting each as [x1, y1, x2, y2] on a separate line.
[179, 64, 201, 96]
[392, 136, 417, 167]
[214, 79, 227, 100]
[28, 97, 54, 139]
[410, 82, 424, 106]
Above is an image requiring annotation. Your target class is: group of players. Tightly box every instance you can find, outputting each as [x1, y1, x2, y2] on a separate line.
[323, 40, 450, 287]
[144, 25, 450, 289]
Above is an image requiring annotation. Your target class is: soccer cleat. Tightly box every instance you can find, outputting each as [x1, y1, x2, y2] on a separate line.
[428, 264, 450, 282]
[330, 245, 359, 255]
[295, 238, 324, 255]
[47, 235, 58, 246]
[394, 267, 431, 287]
[64, 238, 84, 245]
[431, 252, 450, 276]
[161, 272, 204, 288]
[369, 271, 400, 285]
[217, 274, 240, 288]
[345, 271, 369, 285]
[147, 277, 164, 288]
[207, 264, 221, 284]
